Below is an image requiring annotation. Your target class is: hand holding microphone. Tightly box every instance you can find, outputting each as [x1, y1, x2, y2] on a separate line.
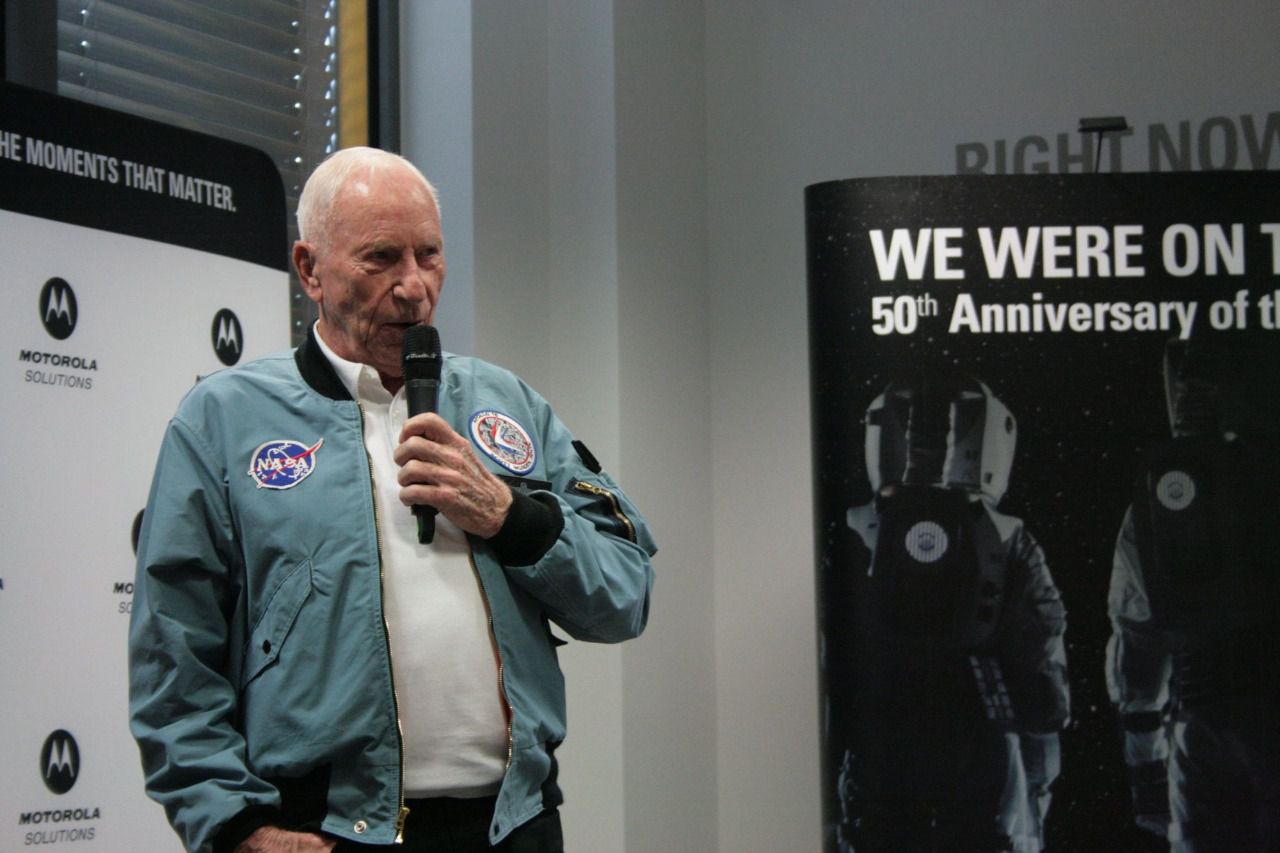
[399, 325, 514, 542]
[402, 324, 442, 543]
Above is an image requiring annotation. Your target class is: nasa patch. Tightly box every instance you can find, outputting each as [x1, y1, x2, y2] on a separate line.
[470, 410, 536, 475]
[248, 438, 324, 490]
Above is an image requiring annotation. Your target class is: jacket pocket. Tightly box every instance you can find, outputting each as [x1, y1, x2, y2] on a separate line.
[241, 558, 314, 687]
[568, 479, 638, 543]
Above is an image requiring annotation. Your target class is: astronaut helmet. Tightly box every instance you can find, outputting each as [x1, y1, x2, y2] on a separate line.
[864, 371, 1017, 504]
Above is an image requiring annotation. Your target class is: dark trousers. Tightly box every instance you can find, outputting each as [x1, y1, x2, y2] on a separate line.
[334, 798, 563, 853]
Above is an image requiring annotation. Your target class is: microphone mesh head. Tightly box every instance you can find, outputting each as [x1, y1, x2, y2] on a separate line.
[402, 324, 442, 381]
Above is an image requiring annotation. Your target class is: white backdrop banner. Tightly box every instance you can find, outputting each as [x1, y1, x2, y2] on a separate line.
[0, 81, 289, 851]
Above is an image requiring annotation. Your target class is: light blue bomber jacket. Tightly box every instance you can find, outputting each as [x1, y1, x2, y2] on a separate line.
[128, 329, 656, 852]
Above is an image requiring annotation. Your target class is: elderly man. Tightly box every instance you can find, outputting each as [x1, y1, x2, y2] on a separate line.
[128, 147, 656, 853]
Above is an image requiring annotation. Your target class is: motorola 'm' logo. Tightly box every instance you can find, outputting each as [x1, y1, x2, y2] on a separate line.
[41, 729, 80, 794]
[212, 308, 243, 366]
[40, 278, 78, 340]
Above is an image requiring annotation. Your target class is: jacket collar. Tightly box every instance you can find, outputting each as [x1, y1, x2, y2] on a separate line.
[294, 323, 353, 401]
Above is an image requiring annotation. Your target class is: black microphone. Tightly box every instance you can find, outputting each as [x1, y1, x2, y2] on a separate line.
[402, 324, 442, 544]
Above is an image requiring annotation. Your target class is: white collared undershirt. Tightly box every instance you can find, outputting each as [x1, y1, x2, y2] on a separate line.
[313, 328, 507, 798]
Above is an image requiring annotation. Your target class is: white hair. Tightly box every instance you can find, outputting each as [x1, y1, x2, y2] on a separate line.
[295, 147, 440, 245]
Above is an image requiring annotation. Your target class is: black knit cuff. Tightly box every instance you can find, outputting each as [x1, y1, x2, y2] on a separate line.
[487, 489, 564, 566]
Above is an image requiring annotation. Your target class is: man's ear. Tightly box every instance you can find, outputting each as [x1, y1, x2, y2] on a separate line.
[293, 241, 322, 303]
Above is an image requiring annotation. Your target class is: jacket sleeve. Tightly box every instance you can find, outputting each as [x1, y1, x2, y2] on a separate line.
[485, 392, 656, 644]
[1000, 525, 1070, 734]
[128, 416, 282, 853]
[1105, 507, 1172, 767]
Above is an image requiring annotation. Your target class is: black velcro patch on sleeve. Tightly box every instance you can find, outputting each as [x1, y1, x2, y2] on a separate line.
[572, 440, 601, 474]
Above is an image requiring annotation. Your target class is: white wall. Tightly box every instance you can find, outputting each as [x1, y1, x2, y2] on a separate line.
[401, 1, 476, 357]
[402, 2, 1280, 851]
[613, 4, 717, 851]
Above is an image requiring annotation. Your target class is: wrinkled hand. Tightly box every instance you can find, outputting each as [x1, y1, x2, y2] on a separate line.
[233, 826, 336, 852]
[395, 412, 513, 538]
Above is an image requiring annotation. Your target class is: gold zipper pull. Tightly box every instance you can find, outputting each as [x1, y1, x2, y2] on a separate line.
[572, 480, 638, 542]
[394, 805, 411, 844]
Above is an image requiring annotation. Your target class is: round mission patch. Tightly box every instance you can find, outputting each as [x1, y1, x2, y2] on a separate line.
[469, 410, 536, 475]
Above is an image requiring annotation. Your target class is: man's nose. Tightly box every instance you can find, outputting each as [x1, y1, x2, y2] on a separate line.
[394, 254, 430, 302]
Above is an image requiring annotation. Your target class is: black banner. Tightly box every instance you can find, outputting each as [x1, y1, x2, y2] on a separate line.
[809, 174, 1280, 852]
[0, 81, 287, 269]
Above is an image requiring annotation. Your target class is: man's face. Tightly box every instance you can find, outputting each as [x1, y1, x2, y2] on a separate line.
[295, 165, 445, 386]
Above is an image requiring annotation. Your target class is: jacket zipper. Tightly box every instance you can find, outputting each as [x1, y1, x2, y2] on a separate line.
[359, 402, 411, 843]
[470, 550, 515, 770]
[571, 481, 637, 543]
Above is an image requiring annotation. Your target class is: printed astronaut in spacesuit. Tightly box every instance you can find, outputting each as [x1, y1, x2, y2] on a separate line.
[1106, 332, 1280, 853]
[828, 372, 1069, 853]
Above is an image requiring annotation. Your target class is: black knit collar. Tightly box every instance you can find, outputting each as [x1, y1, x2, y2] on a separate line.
[293, 323, 352, 402]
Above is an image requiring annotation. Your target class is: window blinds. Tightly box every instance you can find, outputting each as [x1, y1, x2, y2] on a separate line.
[57, 0, 336, 206]
[55, 0, 340, 336]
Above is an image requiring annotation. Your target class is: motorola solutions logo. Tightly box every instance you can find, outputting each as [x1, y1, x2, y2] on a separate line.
[40, 730, 79, 794]
[212, 308, 243, 365]
[39, 278, 77, 340]
[21, 276, 98, 390]
[17, 729, 100, 844]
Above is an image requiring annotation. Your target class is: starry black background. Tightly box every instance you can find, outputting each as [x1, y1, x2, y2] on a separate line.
[806, 173, 1280, 852]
